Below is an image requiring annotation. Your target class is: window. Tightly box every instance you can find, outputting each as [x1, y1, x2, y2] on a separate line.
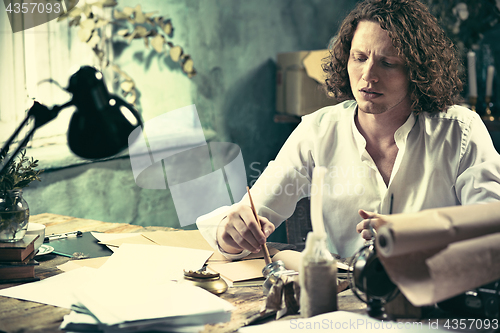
[0, 8, 95, 148]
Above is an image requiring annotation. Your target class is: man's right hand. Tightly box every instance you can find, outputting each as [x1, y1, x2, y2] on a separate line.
[216, 204, 275, 254]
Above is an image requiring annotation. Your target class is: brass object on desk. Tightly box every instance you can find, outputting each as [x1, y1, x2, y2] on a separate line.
[183, 269, 228, 295]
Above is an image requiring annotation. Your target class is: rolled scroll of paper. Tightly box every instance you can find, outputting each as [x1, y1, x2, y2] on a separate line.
[372, 201, 500, 306]
[376, 202, 500, 257]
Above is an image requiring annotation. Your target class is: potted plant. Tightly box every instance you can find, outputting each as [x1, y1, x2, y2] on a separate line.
[0, 148, 43, 242]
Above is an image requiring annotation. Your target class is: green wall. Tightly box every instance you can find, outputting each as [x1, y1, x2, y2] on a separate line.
[24, 0, 359, 233]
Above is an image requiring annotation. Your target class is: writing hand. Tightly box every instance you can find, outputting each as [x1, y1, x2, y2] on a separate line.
[216, 204, 275, 254]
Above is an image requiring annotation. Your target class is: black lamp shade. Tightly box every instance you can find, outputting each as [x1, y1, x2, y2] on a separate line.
[66, 66, 142, 159]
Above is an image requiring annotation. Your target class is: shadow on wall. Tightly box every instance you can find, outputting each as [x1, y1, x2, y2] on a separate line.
[23, 157, 180, 228]
[222, 59, 298, 183]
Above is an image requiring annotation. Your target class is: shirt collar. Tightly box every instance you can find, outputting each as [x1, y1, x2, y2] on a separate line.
[351, 106, 366, 157]
[350, 102, 417, 155]
[393, 112, 416, 148]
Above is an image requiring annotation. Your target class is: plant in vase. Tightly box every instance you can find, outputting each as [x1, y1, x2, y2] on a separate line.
[0, 148, 43, 242]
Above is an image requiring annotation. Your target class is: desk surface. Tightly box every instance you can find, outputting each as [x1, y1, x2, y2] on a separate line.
[0, 213, 366, 333]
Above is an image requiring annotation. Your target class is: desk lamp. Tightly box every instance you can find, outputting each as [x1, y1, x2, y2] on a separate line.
[0, 66, 143, 176]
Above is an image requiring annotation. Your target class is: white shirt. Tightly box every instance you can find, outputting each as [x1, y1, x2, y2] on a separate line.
[196, 100, 500, 259]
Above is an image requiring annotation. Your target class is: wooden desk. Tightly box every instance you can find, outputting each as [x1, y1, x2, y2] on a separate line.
[0, 213, 366, 333]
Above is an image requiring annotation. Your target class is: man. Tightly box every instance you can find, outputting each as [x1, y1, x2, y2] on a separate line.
[196, 0, 500, 259]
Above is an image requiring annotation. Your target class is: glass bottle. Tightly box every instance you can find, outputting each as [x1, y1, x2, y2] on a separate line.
[299, 231, 338, 317]
[0, 189, 30, 242]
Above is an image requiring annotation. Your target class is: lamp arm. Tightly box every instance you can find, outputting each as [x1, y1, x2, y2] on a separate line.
[0, 101, 72, 177]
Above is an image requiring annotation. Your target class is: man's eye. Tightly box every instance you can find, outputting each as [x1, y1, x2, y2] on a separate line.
[355, 57, 367, 62]
[382, 61, 395, 67]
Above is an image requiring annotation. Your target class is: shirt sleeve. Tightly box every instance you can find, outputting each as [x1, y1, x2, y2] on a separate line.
[195, 205, 252, 261]
[195, 110, 324, 260]
[455, 112, 500, 204]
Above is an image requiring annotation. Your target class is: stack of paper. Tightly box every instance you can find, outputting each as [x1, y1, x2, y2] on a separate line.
[62, 281, 234, 332]
[60, 243, 234, 332]
[0, 243, 235, 332]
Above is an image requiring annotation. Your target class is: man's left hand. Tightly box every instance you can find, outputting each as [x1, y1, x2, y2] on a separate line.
[356, 209, 387, 240]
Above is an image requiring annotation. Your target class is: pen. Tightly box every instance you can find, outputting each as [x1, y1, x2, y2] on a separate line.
[389, 193, 394, 215]
[44, 231, 83, 243]
[246, 186, 272, 266]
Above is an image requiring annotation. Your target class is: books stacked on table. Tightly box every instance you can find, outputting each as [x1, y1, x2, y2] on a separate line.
[0, 234, 39, 284]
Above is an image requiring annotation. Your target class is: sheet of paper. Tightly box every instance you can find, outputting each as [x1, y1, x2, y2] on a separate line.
[141, 230, 230, 263]
[96, 243, 213, 284]
[0, 266, 96, 308]
[97, 234, 158, 247]
[73, 280, 234, 327]
[90, 232, 140, 243]
[57, 257, 109, 272]
[208, 259, 266, 283]
[141, 230, 213, 250]
[141, 230, 279, 263]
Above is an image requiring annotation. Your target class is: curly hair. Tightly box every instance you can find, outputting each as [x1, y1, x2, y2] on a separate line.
[323, 0, 463, 114]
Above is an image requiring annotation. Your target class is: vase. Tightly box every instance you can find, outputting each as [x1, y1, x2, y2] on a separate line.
[0, 189, 30, 242]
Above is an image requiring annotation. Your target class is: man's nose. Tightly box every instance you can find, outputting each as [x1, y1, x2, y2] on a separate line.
[362, 61, 379, 83]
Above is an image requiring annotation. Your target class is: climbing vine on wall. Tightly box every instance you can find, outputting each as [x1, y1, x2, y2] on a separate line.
[58, 0, 196, 105]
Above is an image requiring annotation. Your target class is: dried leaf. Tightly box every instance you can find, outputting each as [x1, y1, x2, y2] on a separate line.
[125, 90, 137, 104]
[151, 34, 165, 53]
[114, 9, 129, 20]
[80, 19, 95, 31]
[111, 64, 133, 81]
[117, 29, 129, 36]
[162, 20, 173, 36]
[134, 5, 146, 24]
[126, 30, 137, 43]
[82, 4, 92, 17]
[154, 16, 164, 25]
[170, 45, 183, 62]
[78, 27, 93, 42]
[145, 11, 157, 19]
[182, 58, 194, 73]
[122, 6, 134, 16]
[134, 26, 148, 37]
[88, 33, 101, 48]
[68, 6, 82, 18]
[90, 0, 106, 8]
[121, 80, 134, 93]
[95, 19, 109, 29]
